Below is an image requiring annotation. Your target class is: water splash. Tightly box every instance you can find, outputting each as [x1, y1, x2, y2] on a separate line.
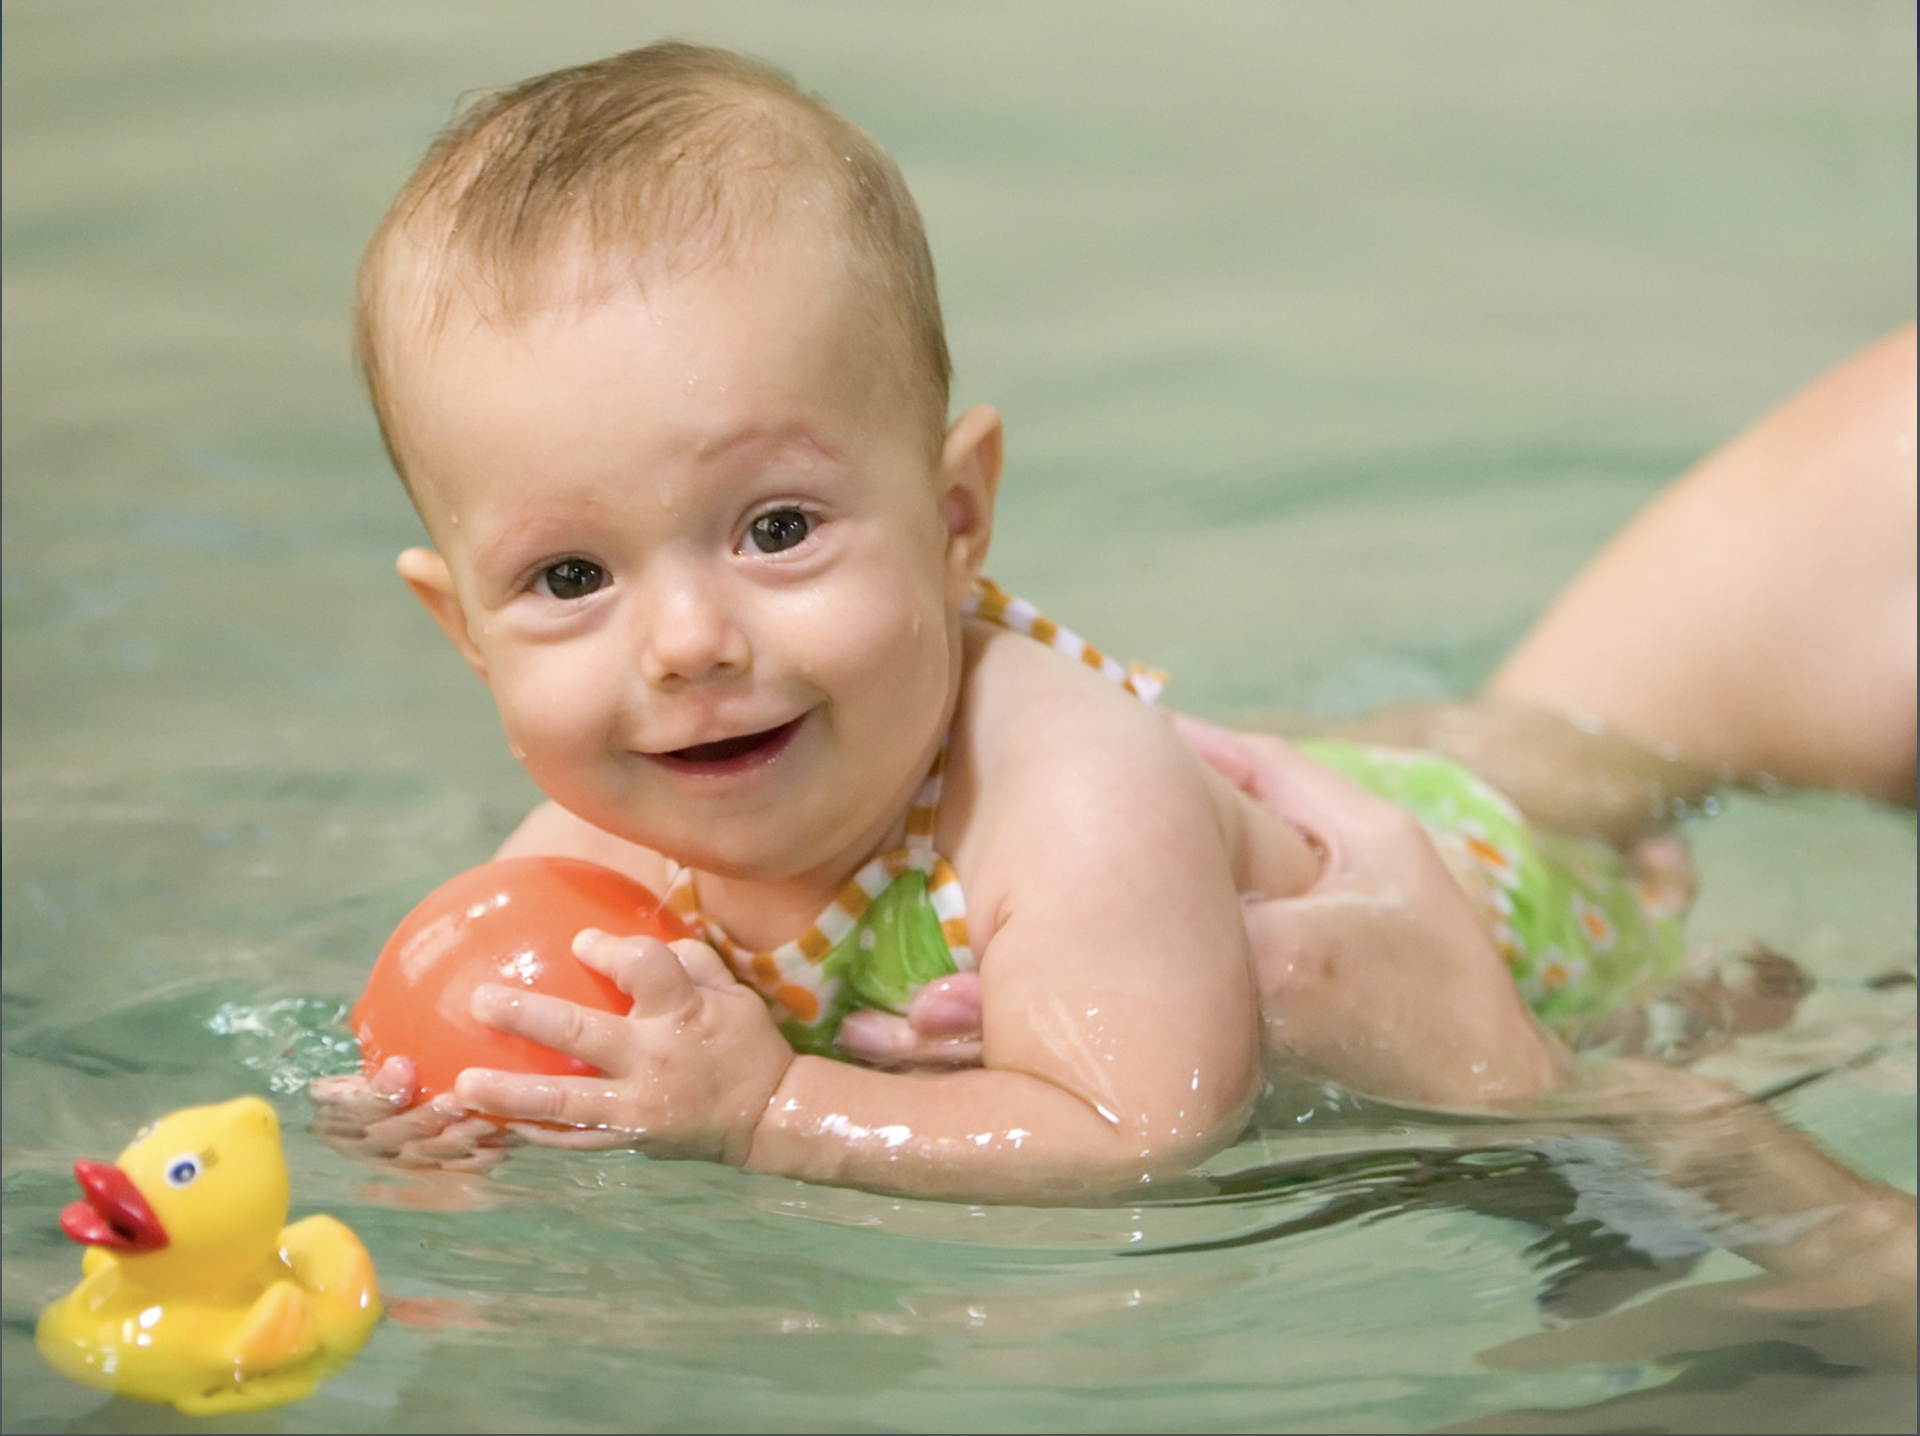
[205, 997, 361, 1093]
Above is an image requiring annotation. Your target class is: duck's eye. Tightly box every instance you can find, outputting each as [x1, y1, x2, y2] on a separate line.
[163, 1154, 203, 1189]
[744, 509, 811, 555]
[537, 559, 606, 600]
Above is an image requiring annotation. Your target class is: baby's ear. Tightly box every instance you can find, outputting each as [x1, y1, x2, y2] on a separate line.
[397, 547, 488, 681]
[938, 405, 1003, 604]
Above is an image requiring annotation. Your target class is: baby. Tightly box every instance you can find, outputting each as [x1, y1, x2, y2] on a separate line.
[327, 43, 1686, 1199]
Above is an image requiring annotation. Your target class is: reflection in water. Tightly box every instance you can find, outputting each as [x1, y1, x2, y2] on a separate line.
[1460, 1292, 1917, 1434]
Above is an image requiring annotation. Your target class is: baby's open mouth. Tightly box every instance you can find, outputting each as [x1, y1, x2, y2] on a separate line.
[657, 717, 802, 768]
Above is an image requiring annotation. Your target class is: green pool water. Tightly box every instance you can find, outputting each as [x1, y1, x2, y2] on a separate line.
[4, 3, 1914, 1431]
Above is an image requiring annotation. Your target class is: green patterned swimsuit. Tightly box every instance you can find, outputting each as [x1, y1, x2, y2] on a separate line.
[1296, 739, 1688, 1032]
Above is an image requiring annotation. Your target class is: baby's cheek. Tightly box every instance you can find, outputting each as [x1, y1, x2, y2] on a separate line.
[492, 663, 621, 785]
[869, 572, 952, 672]
[843, 606, 950, 731]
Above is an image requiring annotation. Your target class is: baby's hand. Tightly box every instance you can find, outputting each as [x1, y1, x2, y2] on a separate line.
[835, 975, 984, 1067]
[309, 1056, 509, 1173]
[453, 931, 795, 1164]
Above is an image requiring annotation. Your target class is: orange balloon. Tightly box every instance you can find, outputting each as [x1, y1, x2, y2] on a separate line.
[353, 857, 689, 1103]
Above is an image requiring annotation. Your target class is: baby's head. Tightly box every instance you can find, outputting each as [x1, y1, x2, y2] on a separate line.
[357, 43, 1003, 880]
[357, 41, 954, 480]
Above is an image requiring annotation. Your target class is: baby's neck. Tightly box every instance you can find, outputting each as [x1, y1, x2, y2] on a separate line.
[680, 804, 916, 953]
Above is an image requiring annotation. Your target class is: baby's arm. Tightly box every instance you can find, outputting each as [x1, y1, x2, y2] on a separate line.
[456, 687, 1264, 1200]
[311, 796, 984, 1161]
[748, 732, 1263, 1195]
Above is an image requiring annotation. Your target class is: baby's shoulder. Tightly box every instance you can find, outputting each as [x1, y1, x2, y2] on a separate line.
[945, 622, 1246, 960]
[953, 622, 1218, 849]
[959, 620, 1174, 763]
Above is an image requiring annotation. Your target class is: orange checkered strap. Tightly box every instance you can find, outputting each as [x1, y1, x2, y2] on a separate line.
[663, 740, 974, 1028]
[962, 576, 1167, 705]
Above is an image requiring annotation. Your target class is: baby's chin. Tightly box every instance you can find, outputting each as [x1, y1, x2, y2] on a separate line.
[671, 809, 917, 890]
[582, 806, 827, 886]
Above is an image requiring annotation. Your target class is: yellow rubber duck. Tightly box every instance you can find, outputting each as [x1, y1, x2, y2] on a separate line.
[36, 1096, 381, 1415]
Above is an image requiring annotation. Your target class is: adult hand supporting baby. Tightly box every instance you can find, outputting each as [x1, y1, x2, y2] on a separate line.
[453, 931, 796, 1163]
[1169, 713, 1569, 1109]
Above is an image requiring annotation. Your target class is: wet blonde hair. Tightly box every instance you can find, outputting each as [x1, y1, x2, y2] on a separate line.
[354, 42, 951, 482]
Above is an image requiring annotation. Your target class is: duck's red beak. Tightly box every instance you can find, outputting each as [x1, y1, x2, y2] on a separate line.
[60, 1159, 169, 1252]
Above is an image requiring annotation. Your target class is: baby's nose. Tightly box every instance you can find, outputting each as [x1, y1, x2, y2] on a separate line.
[636, 572, 750, 686]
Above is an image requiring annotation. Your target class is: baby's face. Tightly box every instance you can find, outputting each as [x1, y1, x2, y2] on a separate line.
[387, 231, 995, 884]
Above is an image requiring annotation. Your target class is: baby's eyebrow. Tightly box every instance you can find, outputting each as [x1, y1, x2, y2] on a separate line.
[696, 421, 845, 469]
[468, 510, 600, 578]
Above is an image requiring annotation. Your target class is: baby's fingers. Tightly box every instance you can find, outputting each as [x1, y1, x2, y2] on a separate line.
[453, 1070, 624, 1135]
[572, 929, 706, 1014]
[837, 1005, 984, 1069]
[470, 983, 633, 1073]
[668, 938, 738, 991]
[836, 1009, 919, 1064]
[908, 973, 983, 1037]
[365, 1092, 474, 1153]
[308, 1078, 397, 1136]
[367, 1053, 420, 1100]
[407, 1115, 508, 1161]
[392, 1111, 510, 1174]
[505, 1120, 631, 1151]
[309, 1055, 418, 1133]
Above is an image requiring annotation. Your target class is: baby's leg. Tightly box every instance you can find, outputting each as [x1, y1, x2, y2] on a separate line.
[1487, 323, 1917, 806]
[1314, 699, 1720, 847]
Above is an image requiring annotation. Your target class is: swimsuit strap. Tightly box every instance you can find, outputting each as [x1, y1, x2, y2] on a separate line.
[962, 576, 1167, 705]
[663, 739, 974, 1022]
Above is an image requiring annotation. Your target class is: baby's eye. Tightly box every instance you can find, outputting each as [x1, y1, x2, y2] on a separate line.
[536, 559, 607, 600]
[743, 509, 812, 555]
